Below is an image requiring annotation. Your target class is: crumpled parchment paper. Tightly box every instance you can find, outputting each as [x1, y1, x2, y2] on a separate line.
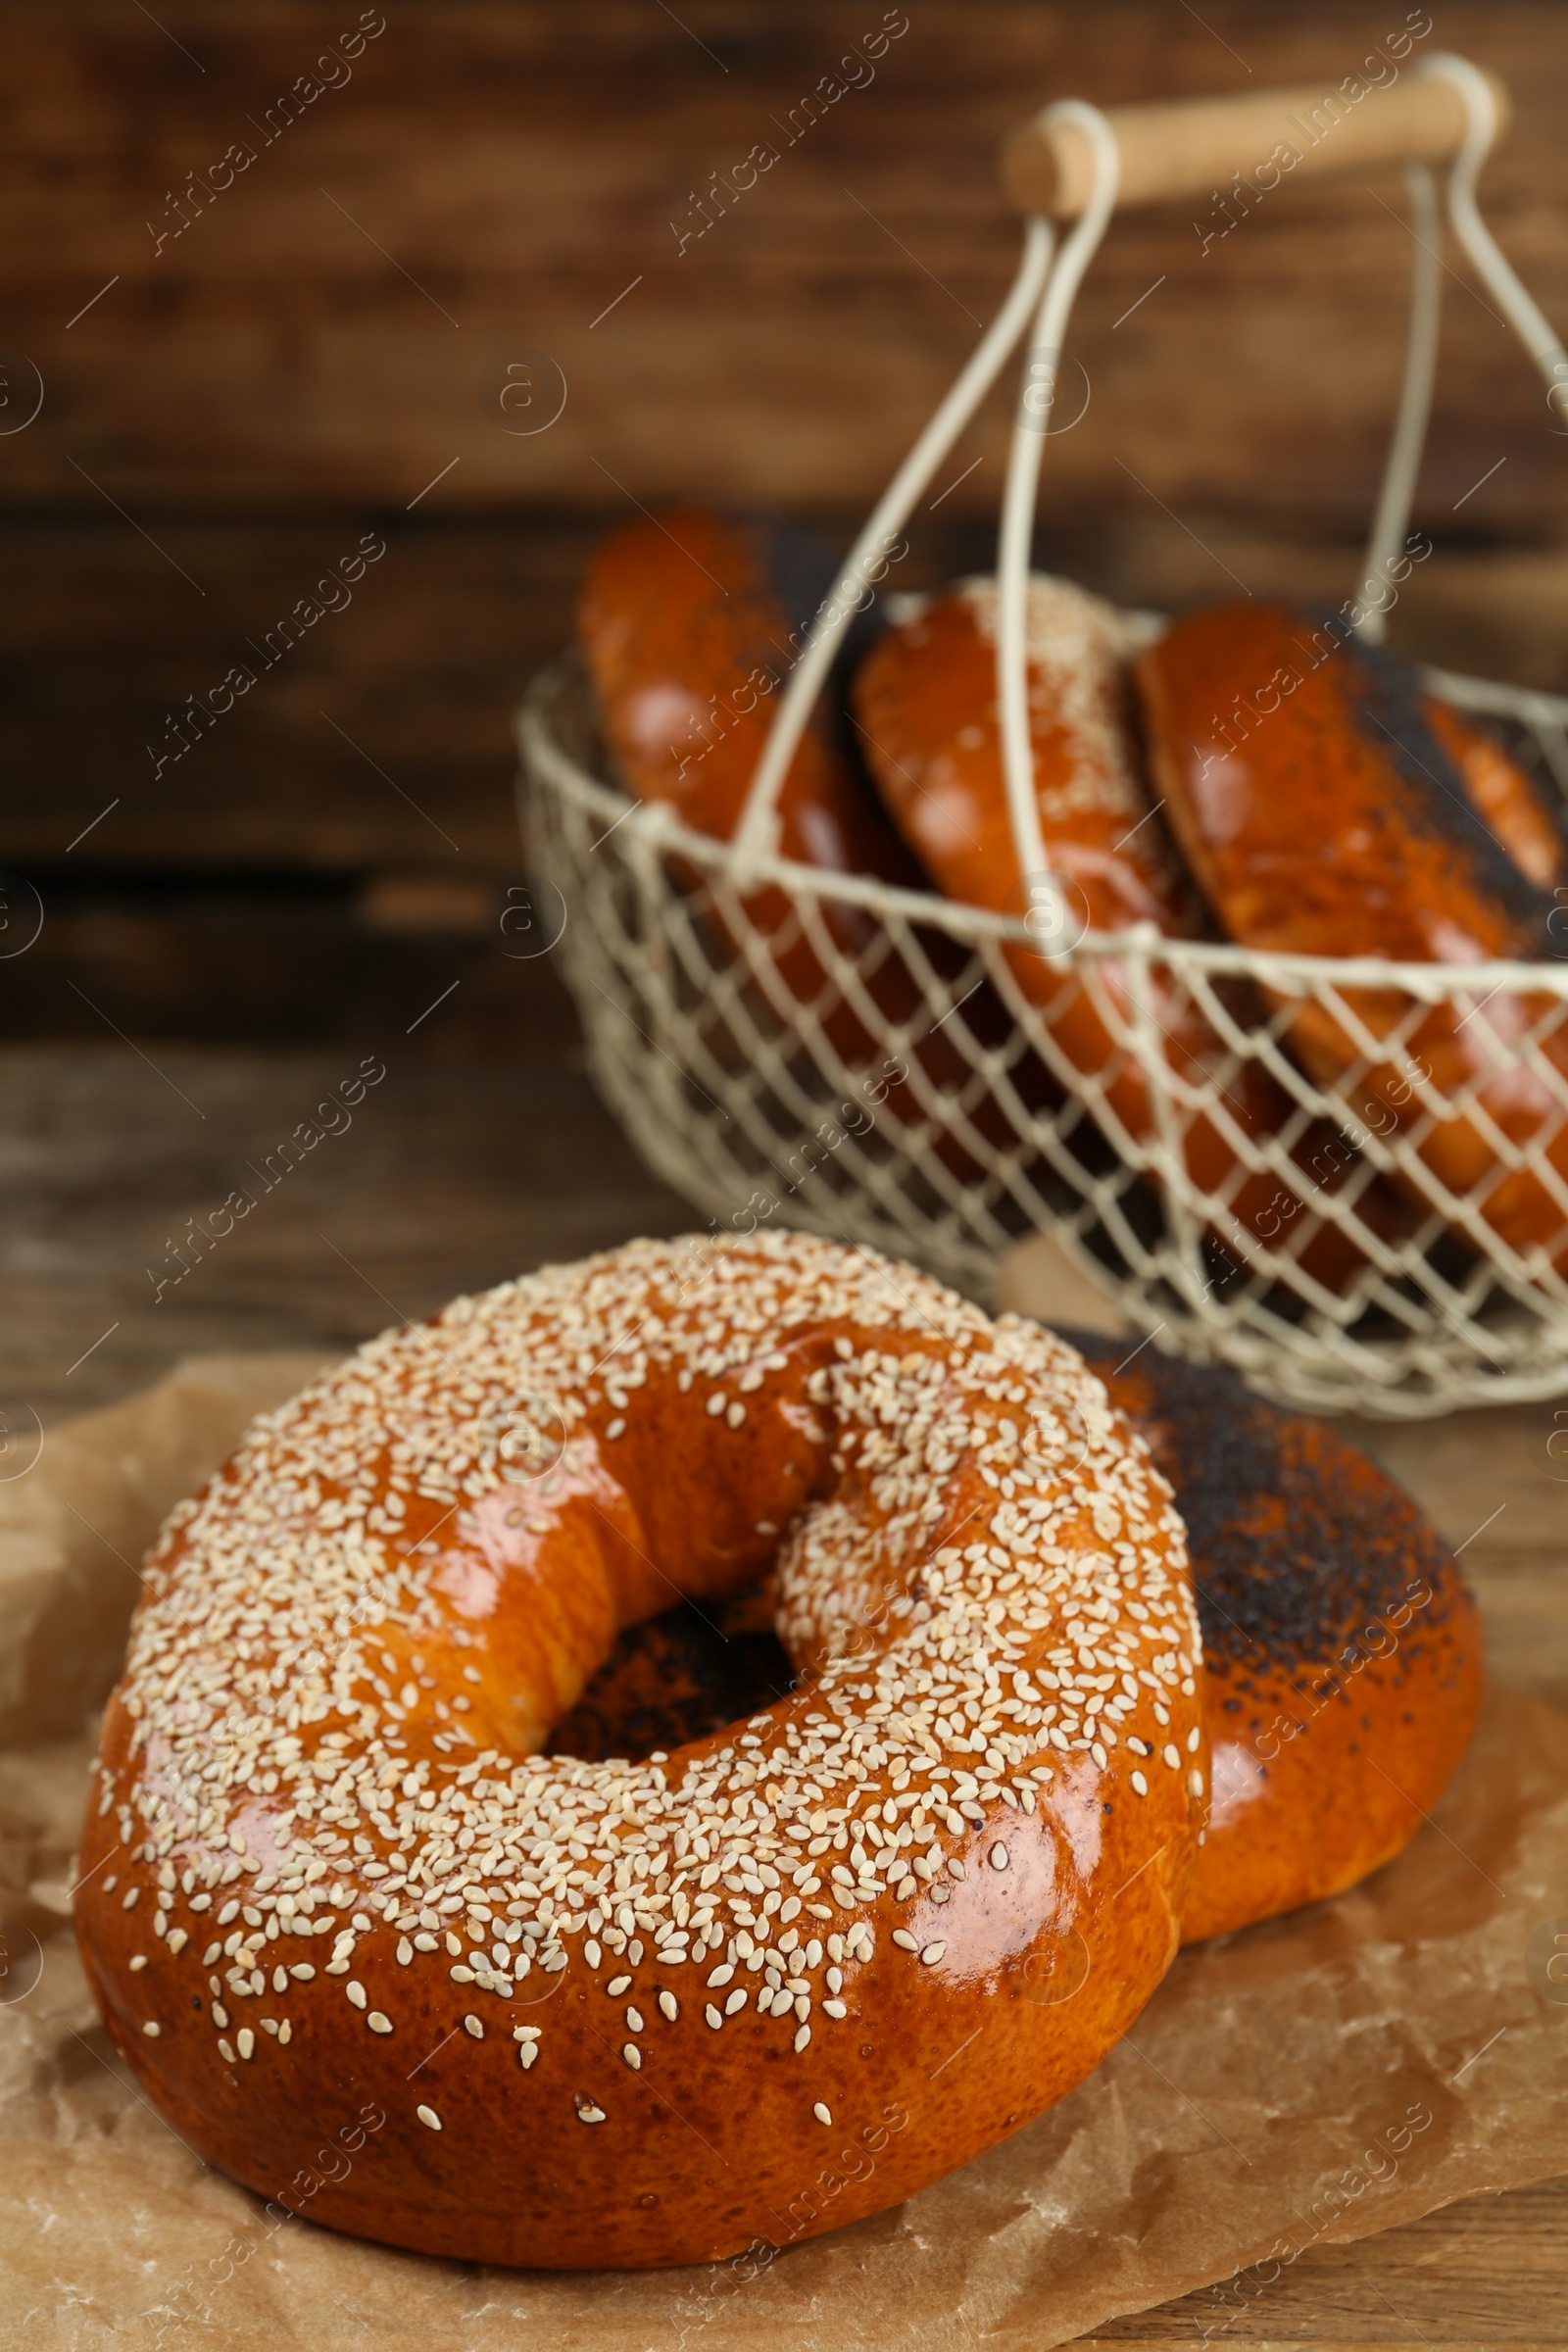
[3, 1353, 1566, 2350]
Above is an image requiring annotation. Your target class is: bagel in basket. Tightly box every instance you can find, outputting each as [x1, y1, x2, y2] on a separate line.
[577, 506, 915, 913]
[576, 506, 1034, 1175]
[1137, 601, 1568, 1271]
[851, 575, 1415, 1290]
[75, 1233, 1206, 2270]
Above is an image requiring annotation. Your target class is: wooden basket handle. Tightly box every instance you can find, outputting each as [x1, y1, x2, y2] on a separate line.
[1003, 66, 1511, 217]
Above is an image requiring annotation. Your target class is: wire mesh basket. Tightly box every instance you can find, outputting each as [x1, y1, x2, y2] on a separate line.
[518, 54, 1568, 1419]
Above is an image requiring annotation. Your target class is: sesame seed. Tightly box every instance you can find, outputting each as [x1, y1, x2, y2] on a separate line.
[1131, 1771, 1149, 1795]
[367, 2012, 393, 2034]
[623, 2044, 642, 2069]
[416, 2104, 442, 2130]
[91, 1233, 1201, 2149]
[919, 1942, 947, 1965]
[576, 2099, 607, 2124]
[218, 2038, 236, 2063]
[464, 2015, 484, 2038]
[236, 2028, 254, 2058]
[142, 2021, 161, 2037]
[1163, 1744, 1180, 1769]
[813, 2102, 832, 2125]
[129, 1955, 148, 1972]
[989, 1843, 1009, 1871]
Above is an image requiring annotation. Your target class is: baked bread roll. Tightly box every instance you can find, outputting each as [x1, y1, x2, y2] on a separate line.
[1137, 603, 1568, 1270]
[1075, 1336, 1484, 1942]
[577, 506, 910, 898]
[851, 577, 1413, 1289]
[76, 1234, 1205, 2269]
[577, 507, 1024, 1167]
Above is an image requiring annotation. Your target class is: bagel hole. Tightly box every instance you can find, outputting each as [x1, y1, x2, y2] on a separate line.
[545, 1582, 795, 1763]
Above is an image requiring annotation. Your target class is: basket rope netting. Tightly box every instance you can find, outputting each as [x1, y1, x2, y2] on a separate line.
[520, 55, 1568, 1418]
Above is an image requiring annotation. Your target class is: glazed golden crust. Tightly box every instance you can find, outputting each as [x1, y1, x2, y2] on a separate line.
[850, 576, 1187, 936]
[577, 507, 912, 889]
[1076, 1338, 1483, 1943]
[851, 579, 1413, 1287]
[576, 507, 1015, 1163]
[76, 1235, 1205, 2270]
[1137, 601, 1568, 1270]
[556, 1338, 1485, 1951]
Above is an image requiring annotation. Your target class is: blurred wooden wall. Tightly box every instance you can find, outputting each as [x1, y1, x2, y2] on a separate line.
[2, 0, 1566, 1037]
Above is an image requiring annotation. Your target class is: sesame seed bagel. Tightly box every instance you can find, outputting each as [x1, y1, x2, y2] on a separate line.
[553, 1338, 1484, 1952]
[75, 1234, 1205, 2270]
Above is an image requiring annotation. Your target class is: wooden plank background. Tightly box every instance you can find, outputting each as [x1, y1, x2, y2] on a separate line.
[2, 1, 1567, 918]
[9, 1, 1568, 520]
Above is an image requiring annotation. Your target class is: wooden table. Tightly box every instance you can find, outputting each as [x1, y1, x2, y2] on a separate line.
[3, 1034, 1564, 2345]
[6, 3, 1567, 2331]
